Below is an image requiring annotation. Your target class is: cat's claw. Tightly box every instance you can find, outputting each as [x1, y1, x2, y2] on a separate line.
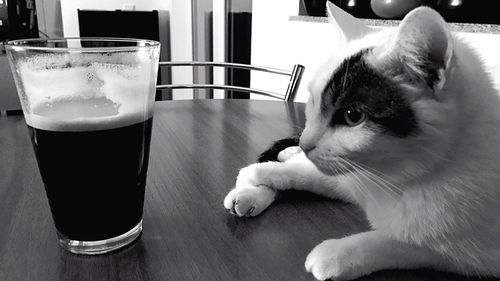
[224, 185, 276, 217]
[229, 199, 255, 216]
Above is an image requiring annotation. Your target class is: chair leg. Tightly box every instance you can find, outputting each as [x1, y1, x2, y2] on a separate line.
[284, 64, 305, 102]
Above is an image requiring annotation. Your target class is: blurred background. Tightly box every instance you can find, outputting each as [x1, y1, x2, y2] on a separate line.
[303, 0, 499, 24]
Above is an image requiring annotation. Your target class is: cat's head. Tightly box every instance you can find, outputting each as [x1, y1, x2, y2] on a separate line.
[300, 3, 458, 180]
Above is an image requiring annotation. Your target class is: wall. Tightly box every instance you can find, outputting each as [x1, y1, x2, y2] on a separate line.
[458, 32, 500, 91]
[192, 0, 251, 99]
[251, 0, 315, 102]
[35, 0, 64, 37]
[251, 0, 500, 102]
[59, 0, 170, 37]
[192, 0, 212, 98]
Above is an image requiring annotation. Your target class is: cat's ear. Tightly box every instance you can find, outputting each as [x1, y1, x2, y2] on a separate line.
[326, 1, 373, 42]
[385, 7, 453, 91]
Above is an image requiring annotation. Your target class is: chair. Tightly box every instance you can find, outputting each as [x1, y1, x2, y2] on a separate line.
[156, 62, 305, 101]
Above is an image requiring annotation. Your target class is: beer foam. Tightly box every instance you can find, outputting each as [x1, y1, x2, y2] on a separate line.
[28, 96, 152, 131]
[19, 53, 156, 131]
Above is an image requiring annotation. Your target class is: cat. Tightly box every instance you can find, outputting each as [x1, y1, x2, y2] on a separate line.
[224, 2, 500, 281]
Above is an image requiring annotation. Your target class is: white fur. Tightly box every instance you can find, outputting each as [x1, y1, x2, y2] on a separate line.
[224, 4, 500, 280]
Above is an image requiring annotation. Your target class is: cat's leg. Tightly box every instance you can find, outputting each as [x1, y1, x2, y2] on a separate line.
[224, 152, 353, 217]
[305, 230, 450, 281]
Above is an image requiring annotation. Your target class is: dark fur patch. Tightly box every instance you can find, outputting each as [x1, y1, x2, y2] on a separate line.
[258, 136, 300, 162]
[321, 49, 417, 137]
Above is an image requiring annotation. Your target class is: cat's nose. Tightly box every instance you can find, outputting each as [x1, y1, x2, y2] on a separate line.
[299, 128, 319, 154]
[299, 141, 316, 154]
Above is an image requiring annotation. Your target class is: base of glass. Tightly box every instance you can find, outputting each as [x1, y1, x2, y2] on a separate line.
[57, 220, 143, 255]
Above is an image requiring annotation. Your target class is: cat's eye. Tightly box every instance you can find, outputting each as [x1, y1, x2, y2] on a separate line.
[344, 107, 366, 126]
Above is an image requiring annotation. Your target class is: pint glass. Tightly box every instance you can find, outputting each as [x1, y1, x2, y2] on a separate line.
[5, 38, 160, 254]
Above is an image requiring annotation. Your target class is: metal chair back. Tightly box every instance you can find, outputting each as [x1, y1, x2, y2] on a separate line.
[156, 61, 304, 101]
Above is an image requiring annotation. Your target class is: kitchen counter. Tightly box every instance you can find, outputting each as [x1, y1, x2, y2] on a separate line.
[290, 16, 500, 34]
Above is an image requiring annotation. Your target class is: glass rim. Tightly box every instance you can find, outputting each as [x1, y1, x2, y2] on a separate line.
[5, 37, 160, 52]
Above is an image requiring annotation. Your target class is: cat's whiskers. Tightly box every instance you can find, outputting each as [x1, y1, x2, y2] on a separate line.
[333, 160, 346, 176]
[337, 158, 399, 204]
[346, 159, 404, 195]
[330, 159, 385, 208]
[352, 167, 398, 200]
[320, 156, 346, 175]
[336, 163, 377, 207]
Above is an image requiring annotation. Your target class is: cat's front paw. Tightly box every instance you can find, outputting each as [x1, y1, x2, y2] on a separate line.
[277, 146, 302, 162]
[305, 239, 364, 281]
[224, 164, 277, 217]
[223, 184, 276, 216]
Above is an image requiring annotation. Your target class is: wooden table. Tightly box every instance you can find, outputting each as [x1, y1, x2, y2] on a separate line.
[0, 100, 495, 281]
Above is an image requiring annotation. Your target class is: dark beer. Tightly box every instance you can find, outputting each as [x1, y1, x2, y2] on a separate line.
[6, 38, 160, 253]
[27, 98, 153, 241]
